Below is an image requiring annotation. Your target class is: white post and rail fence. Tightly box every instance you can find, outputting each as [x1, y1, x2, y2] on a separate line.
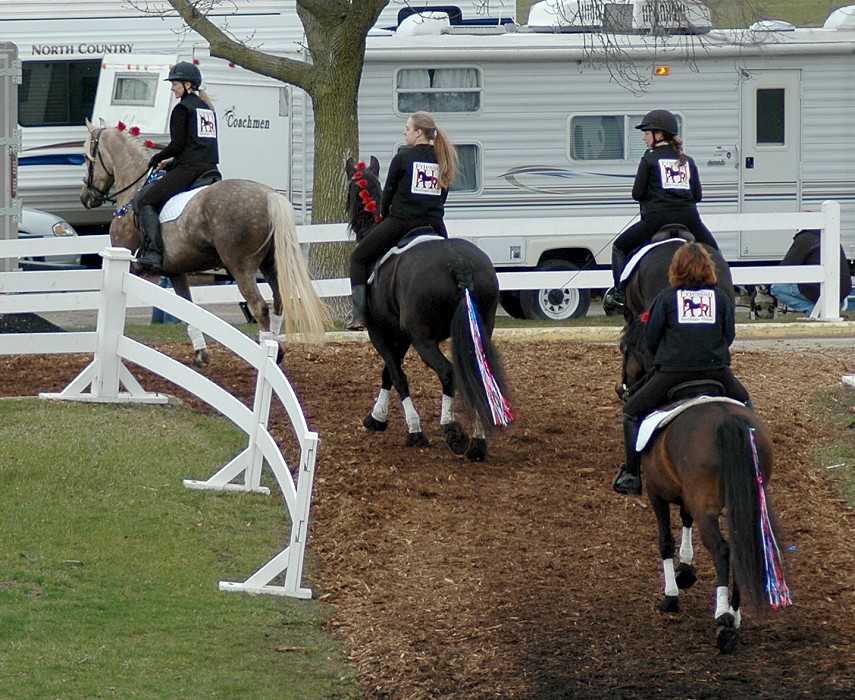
[0, 201, 846, 599]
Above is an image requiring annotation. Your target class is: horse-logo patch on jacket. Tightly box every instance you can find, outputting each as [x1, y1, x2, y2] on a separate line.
[676, 289, 715, 324]
[657, 158, 691, 190]
[410, 161, 441, 196]
[196, 108, 218, 139]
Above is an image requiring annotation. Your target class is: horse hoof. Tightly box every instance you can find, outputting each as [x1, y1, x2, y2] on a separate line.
[406, 431, 430, 448]
[193, 349, 210, 368]
[362, 415, 388, 432]
[465, 438, 487, 462]
[442, 421, 470, 456]
[675, 562, 698, 590]
[716, 614, 738, 654]
[657, 595, 680, 613]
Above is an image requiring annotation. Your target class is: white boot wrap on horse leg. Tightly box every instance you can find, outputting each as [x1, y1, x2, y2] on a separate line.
[371, 389, 391, 423]
[402, 397, 421, 433]
[187, 325, 207, 352]
[440, 394, 455, 425]
[679, 527, 694, 565]
[473, 417, 486, 440]
[663, 558, 679, 598]
[269, 313, 283, 337]
[715, 586, 731, 620]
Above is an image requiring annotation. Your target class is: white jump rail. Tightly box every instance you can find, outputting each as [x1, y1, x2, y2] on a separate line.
[0, 200, 844, 320]
[11, 247, 318, 599]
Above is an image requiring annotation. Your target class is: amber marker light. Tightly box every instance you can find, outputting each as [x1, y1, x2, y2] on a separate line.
[654, 65, 671, 76]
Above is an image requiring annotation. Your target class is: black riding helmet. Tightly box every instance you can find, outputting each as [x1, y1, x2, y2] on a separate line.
[635, 109, 679, 136]
[166, 61, 202, 88]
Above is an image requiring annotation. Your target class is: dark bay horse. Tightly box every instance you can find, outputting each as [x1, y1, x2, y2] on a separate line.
[619, 318, 791, 653]
[621, 226, 735, 322]
[345, 157, 512, 461]
[80, 120, 330, 366]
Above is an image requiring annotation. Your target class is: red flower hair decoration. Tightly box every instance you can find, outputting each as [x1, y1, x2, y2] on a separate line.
[353, 161, 381, 223]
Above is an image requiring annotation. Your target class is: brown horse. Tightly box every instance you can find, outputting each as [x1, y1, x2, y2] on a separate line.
[80, 120, 330, 366]
[619, 319, 791, 653]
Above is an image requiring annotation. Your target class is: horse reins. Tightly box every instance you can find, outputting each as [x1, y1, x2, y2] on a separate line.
[83, 127, 150, 204]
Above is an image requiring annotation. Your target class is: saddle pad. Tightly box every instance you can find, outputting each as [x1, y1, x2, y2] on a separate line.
[620, 238, 685, 283]
[159, 187, 208, 223]
[367, 234, 445, 285]
[636, 396, 746, 451]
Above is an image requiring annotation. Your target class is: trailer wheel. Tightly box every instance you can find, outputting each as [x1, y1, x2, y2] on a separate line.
[499, 292, 526, 319]
[519, 259, 591, 321]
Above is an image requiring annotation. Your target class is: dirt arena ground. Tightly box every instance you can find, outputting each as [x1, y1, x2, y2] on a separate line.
[3, 333, 855, 699]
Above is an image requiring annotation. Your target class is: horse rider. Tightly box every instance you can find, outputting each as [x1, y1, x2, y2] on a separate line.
[613, 243, 752, 497]
[604, 109, 719, 312]
[346, 111, 458, 331]
[135, 61, 220, 273]
[770, 227, 853, 315]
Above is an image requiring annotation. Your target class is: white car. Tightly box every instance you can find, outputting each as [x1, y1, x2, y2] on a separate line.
[17, 207, 82, 269]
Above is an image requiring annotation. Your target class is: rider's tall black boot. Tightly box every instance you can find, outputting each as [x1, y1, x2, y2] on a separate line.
[604, 246, 628, 312]
[346, 284, 367, 331]
[136, 204, 164, 273]
[613, 414, 642, 496]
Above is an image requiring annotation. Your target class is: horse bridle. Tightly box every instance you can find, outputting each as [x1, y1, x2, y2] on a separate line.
[82, 127, 150, 205]
[617, 341, 652, 401]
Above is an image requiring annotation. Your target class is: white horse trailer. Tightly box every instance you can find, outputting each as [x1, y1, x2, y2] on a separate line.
[283, 3, 855, 318]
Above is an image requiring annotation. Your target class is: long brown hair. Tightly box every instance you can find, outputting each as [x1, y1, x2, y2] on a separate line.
[669, 242, 717, 289]
[410, 111, 458, 189]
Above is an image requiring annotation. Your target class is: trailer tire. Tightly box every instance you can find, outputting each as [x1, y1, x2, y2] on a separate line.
[499, 292, 526, 319]
[519, 259, 590, 320]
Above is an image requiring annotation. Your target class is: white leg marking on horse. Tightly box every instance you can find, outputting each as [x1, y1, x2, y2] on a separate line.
[270, 312, 283, 336]
[402, 397, 421, 433]
[680, 526, 694, 565]
[472, 417, 486, 440]
[187, 324, 207, 351]
[663, 558, 679, 597]
[372, 388, 390, 422]
[440, 394, 455, 425]
[715, 586, 730, 619]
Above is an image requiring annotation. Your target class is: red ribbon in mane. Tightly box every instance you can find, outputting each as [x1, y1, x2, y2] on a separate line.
[354, 161, 381, 223]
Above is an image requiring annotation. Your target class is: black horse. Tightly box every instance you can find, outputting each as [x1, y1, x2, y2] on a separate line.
[345, 157, 512, 461]
[621, 225, 735, 322]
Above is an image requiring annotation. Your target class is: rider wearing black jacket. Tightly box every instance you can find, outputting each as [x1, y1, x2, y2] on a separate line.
[136, 62, 219, 273]
[613, 243, 751, 497]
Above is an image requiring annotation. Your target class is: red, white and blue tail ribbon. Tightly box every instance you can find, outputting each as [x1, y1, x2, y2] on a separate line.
[749, 427, 793, 609]
[464, 289, 513, 426]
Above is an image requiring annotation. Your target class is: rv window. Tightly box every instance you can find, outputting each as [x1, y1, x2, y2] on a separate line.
[112, 73, 159, 107]
[569, 114, 683, 162]
[756, 89, 785, 146]
[396, 68, 481, 113]
[450, 144, 480, 193]
[19, 60, 100, 127]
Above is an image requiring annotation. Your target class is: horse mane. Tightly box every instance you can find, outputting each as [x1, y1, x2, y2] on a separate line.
[346, 158, 383, 241]
[619, 316, 647, 355]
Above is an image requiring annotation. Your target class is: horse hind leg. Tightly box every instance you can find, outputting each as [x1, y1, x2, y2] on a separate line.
[675, 504, 698, 590]
[651, 493, 680, 613]
[697, 512, 741, 654]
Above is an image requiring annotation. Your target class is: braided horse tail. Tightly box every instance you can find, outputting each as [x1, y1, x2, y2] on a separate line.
[449, 257, 513, 431]
[268, 192, 331, 341]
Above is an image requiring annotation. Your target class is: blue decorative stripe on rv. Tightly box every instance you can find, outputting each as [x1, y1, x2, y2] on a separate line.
[19, 154, 86, 167]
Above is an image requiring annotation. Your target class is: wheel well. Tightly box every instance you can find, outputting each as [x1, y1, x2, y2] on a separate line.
[536, 249, 594, 269]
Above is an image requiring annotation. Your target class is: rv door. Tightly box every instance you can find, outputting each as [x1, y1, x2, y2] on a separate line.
[738, 69, 801, 258]
[92, 54, 178, 135]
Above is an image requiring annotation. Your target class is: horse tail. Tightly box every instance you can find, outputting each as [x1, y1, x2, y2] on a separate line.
[268, 192, 331, 343]
[717, 414, 792, 614]
[449, 262, 513, 430]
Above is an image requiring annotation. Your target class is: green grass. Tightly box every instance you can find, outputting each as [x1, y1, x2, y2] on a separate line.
[811, 387, 855, 504]
[0, 399, 358, 700]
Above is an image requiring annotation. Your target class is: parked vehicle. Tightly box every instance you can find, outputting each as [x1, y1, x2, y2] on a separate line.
[17, 207, 82, 269]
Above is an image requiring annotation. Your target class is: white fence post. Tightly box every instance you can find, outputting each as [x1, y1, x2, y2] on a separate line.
[812, 200, 842, 320]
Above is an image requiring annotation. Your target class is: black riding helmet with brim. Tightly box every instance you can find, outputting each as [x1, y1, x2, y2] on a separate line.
[635, 109, 679, 136]
[166, 61, 202, 88]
